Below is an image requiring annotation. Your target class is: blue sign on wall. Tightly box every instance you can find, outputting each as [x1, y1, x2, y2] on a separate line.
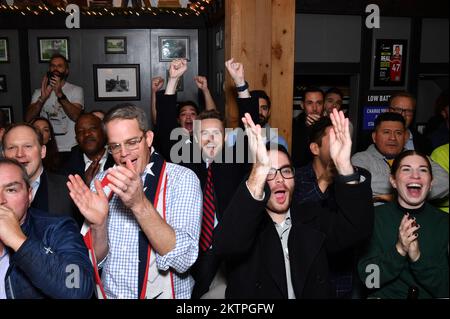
[363, 106, 389, 130]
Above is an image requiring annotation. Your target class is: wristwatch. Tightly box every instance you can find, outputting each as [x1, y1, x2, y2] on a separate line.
[236, 81, 249, 92]
[335, 168, 360, 183]
[57, 93, 67, 102]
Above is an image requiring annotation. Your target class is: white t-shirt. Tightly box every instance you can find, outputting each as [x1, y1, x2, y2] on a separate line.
[31, 81, 84, 152]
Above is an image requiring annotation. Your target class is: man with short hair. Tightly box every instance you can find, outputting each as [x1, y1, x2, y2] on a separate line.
[352, 112, 448, 205]
[0, 157, 94, 299]
[67, 104, 203, 299]
[214, 110, 374, 298]
[158, 61, 251, 298]
[324, 87, 344, 116]
[388, 91, 431, 154]
[293, 116, 357, 298]
[293, 117, 335, 205]
[2, 123, 80, 224]
[152, 66, 217, 162]
[63, 113, 114, 185]
[292, 87, 325, 167]
[25, 54, 84, 158]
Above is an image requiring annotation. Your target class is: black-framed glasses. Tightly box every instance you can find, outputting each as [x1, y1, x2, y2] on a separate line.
[389, 106, 414, 115]
[267, 166, 295, 181]
[107, 135, 145, 154]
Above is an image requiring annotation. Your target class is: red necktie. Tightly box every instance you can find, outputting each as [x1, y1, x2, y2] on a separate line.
[199, 165, 216, 252]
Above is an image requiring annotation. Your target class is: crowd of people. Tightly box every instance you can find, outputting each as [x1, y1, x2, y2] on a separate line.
[0, 53, 448, 299]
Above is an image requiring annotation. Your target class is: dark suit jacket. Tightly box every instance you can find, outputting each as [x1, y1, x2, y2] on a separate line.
[31, 170, 83, 228]
[153, 92, 185, 162]
[214, 170, 374, 299]
[62, 145, 115, 182]
[291, 113, 313, 168]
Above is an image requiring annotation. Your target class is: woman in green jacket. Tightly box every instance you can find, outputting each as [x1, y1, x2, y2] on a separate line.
[358, 150, 449, 299]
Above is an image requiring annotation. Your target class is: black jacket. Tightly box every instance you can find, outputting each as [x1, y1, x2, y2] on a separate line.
[62, 145, 115, 181]
[31, 170, 82, 227]
[214, 169, 374, 298]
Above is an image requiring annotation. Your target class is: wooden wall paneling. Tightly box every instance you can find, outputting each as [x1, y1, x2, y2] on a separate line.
[225, 0, 295, 149]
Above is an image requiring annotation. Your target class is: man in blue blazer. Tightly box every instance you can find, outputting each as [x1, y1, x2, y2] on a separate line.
[0, 157, 94, 299]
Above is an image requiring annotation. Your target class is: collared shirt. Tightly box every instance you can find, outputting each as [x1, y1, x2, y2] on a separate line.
[83, 148, 109, 172]
[404, 129, 415, 150]
[0, 247, 9, 299]
[294, 162, 329, 205]
[273, 210, 296, 299]
[93, 160, 202, 299]
[31, 168, 44, 202]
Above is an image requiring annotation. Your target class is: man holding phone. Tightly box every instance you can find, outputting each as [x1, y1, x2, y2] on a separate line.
[25, 54, 84, 161]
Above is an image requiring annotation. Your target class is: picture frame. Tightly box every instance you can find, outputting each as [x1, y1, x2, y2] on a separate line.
[159, 36, 190, 62]
[0, 38, 9, 63]
[0, 106, 13, 125]
[0, 75, 7, 92]
[93, 64, 140, 101]
[105, 36, 127, 54]
[374, 39, 407, 87]
[38, 37, 70, 63]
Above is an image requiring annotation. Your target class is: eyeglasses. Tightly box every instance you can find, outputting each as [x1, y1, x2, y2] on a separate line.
[107, 135, 145, 154]
[267, 166, 295, 181]
[389, 106, 414, 115]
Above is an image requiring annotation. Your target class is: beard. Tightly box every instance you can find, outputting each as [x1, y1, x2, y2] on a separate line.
[259, 115, 268, 126]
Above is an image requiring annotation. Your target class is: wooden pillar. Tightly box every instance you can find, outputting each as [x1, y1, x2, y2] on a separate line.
[225, 0, 295, 149]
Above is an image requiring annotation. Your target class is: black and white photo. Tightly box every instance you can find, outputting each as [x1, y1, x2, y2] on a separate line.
[93, 64, 140, 101]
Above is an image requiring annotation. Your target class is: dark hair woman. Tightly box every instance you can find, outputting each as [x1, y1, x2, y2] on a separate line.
[31, 117, 61, 172]
[358, 150, 448, 299]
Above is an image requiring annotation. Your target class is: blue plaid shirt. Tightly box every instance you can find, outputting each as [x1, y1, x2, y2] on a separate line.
[92, 161, 202, 299]
[293, 162, 329, 205]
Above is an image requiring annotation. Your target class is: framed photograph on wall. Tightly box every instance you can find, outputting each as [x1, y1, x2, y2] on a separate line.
[105, 37, 127, 54]
[374, 39, 407, 87]
[0, 38, 9, 63]
[93, 64, 140, 101]
[0, 75, 7, 92]
[159, 36, 190, 62]
[0, 106, 13, 124]
[38, 37, 70, 63]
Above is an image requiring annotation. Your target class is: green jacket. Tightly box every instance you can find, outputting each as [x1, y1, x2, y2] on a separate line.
[358, 202, 449, 299]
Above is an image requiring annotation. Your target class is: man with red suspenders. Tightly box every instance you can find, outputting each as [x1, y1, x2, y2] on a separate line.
[67, 104, 202, 299]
